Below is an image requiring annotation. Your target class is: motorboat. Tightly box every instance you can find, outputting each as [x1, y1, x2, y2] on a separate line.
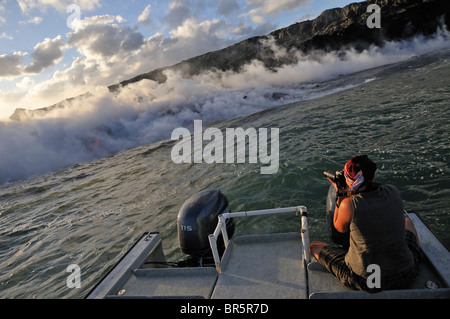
[87, 189, 450, 299]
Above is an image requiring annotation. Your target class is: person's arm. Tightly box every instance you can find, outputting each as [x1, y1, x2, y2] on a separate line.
[327, 177, 353, 233]
[334, 196, 352, 233]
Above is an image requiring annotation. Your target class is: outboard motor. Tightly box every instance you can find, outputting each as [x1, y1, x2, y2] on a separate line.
[177, 189, 235, 261]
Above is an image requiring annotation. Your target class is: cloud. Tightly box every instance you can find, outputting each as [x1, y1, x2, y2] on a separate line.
[163, 0, 191, 29]
[247, 0, 310, 16]
[138, 4, 152, 25]
[245, 0, 311, 22]
[19, 16, 43, 24]
[0, 36, 65, 78]
[64, 14, 235, 86]
[0, 32, 14, 40]
[16, 0, 101, 13]
[115, 15, 126, 23]
[165, 17, 234, 59]
[71, 14, 116, 30]
[217, 0, 240, 16]
[68, 16, 144, 58]
[0, 52, 27, 77]
[23, 36, 66, 74]
[0, 2, 6, 25]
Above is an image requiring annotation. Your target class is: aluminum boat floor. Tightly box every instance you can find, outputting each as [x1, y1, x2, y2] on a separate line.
[115, 267, 218, 299]
[211, 233, 307, 299]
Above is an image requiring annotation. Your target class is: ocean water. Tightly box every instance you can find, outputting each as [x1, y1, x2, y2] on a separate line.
[0, 44, 449, 298]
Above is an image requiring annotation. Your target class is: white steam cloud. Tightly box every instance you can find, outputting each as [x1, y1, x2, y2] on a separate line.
[1, 28, 449, 184]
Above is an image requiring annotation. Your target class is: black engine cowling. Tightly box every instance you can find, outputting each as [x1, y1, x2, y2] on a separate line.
[177, 189, 235, 258]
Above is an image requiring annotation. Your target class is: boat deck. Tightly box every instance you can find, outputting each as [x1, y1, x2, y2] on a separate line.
[211, 233, 307, 299]
[87, 213, 450, 299]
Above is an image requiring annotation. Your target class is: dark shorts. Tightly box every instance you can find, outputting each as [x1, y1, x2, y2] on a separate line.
[317, 230, 422, 292]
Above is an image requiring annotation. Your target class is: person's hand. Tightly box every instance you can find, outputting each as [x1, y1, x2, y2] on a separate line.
[328, 177, 350, 196]
[328, 178, 338, 191]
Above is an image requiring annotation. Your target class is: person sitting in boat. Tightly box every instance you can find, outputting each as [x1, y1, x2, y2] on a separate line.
[309, 155, 422, 292]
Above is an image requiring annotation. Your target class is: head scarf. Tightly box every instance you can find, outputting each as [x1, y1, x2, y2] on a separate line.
[344, 156, 365, 192]
[347, 170, 365, 192]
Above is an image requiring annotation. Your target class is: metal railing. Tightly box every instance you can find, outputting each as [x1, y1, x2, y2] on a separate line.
[208, 206, 310, 273]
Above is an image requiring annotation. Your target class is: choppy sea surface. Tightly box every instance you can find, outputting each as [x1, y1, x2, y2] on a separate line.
[0, 46, 449, 299]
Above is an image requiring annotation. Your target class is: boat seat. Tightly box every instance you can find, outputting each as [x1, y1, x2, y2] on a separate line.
[211, 232, 308, 299]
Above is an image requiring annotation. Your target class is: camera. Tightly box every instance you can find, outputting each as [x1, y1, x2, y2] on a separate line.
[324, 170, 347, 190]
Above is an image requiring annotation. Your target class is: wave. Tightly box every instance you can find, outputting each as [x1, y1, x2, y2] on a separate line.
[1, 27, 449, 184]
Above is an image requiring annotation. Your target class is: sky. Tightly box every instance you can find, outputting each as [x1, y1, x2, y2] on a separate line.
[0, 0, 356, 119]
